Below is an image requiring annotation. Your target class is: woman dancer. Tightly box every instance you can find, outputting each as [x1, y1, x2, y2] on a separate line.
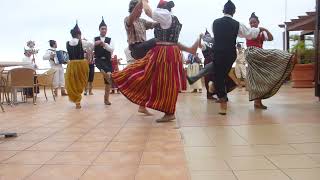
[65, 22, 93, 109]
[245, 12, 296, 109]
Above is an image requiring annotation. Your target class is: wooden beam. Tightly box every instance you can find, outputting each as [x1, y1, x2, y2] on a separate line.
[287, 16, 316, 31]
[316, 0, 320, 98]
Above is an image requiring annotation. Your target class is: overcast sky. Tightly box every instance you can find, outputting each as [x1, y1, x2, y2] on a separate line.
[0, 0, 316, 66]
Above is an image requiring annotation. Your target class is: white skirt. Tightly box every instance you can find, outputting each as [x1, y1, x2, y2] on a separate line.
[187, 63, 202, 90]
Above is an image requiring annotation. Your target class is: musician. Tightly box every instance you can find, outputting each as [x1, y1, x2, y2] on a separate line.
[43, 40, 68, 96]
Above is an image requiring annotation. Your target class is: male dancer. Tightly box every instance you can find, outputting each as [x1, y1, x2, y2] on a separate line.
[94, 17, 114, 105]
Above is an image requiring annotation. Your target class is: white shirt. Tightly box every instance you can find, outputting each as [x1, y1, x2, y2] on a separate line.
[43, 48, 59, 66]
[69, 38, 93, 51]
[124, 47, 134, 63]
[152, 8, 172, 29]
[94, 36, 115, 54]
[224, 14, 260, 40]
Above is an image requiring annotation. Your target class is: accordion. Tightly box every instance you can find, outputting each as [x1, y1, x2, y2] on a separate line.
[56, 50, 69, 64]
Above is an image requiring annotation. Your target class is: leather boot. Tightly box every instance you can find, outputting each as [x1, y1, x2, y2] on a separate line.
[89, 82, 94, 95]
[104, 84, 111, 105]
[54, 88, 58, 97]
[61, 87, 68, 96]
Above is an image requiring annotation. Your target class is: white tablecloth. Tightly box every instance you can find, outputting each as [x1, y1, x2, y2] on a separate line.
[0, 61, 31, 67]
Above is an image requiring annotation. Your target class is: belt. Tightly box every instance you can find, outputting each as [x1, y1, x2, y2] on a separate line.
[156, 42, 177, 46]
[97, 57, 107, 59]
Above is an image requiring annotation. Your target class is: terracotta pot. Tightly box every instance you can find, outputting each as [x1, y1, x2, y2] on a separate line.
[291, 63, 315, 88]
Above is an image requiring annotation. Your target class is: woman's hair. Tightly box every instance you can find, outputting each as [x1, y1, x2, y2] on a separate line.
[250, 12, 259, 22]
[49, 40, 56, 48]
[129, 0, 139, 13]
[158, 1, 175, 12]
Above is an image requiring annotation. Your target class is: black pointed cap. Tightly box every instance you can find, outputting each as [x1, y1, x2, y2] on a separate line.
[223, 0, 236, 15]
[99, 16, 107, 29]
[71, 20, 81, 36]
[205, 29, 210, 35]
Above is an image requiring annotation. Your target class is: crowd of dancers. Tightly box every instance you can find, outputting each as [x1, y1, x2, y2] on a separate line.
[49, 0, 296, 122]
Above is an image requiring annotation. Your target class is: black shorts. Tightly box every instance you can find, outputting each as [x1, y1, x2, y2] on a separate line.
[129, 38, 157, 60]
[95, 58, 112, 73]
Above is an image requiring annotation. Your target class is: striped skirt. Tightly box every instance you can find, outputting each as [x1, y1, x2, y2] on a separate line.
[245, 47, 295, 101]
[112, 45, 183, 114]
[65, 60, 89, 103]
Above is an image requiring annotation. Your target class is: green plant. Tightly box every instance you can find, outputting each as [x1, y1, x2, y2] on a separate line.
[290, 35, 315, 64]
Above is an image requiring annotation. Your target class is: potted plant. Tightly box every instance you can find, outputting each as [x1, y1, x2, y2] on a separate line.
[290, 35, 315, 88]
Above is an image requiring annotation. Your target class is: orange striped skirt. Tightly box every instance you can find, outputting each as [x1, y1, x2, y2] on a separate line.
[112, 45, 183, 114]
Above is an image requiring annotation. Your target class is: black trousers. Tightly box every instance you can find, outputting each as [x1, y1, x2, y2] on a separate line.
[212, 50, 237, 99]
[88, 64, 95, 83]
[129, 38, 157, 60]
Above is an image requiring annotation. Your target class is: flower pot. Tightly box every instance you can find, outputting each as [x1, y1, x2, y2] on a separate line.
[291, 63, 315, 88]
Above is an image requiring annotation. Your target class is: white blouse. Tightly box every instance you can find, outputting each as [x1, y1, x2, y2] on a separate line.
[152, 8, 173, 29]
[223, 15, 260, 40]
[69, 38, 94, 51]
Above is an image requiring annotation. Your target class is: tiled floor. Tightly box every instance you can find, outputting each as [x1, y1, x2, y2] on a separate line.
[0, 85, 319, 180]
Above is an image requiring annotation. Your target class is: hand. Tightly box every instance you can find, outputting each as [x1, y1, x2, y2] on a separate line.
[101, 41, 106, 47]
[50, 54, 55, 59]
[259, 27, 267, 32]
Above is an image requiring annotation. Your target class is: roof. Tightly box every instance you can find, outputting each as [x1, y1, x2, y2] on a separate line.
[279, 11, 316, 31]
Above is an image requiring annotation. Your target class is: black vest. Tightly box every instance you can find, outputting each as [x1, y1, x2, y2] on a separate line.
[94, 37, 111, 60]
[212, 16, 239, 52]
[66, 41, 84, 60]
[202, 45, 214, 62]
[154, 16, 182, 43]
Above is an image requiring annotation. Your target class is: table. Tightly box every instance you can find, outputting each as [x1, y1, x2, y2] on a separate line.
[0, 62, 28, 138]
[0, 61, 31, 67]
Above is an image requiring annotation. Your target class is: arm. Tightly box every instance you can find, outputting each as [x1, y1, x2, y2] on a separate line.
[127, 1, 143, 27]
[82, 40, 94, 52]
[94, 38, 103, 47]
[43, 50, 53, 60]
[262, 29, 273, 41]
[238, 23, 260, 40]
[142, 0, 153, 18]
[143, 0, 171, 29]
[103, 40, 115, 54]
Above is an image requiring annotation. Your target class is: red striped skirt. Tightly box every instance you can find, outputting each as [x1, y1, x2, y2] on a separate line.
[112, 45, 183, 114]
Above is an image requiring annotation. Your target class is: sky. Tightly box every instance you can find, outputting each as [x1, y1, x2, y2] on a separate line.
[0, 0, 316, 68]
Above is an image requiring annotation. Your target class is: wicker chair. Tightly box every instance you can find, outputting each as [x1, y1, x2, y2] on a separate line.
[0, 68, 6, 112]
[37, 69, 57, 101]
[6, 68, 37, 105]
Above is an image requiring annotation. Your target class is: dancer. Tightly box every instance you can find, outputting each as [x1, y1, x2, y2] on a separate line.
[212, 0, 266, 115]
[187, 31, 238, 100]
[245, 12, 296, 109]
[94, 17, 114, 105]
[111, 55, 120, 94]
[43, 40, 68, 97]
[123, 0, 199, 115]
[235, 42, 246, 89]
[113, 0, 199, 122]
[186, 53, 202, 93]
[65, 21, 93, 109]
[84, 50, 95, 96]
